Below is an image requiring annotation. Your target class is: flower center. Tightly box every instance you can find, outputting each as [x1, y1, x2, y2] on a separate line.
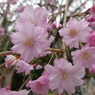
[61, 69, 70, 80]
[82, 51, 91, 60]
[38, 82, 42, 86]
[30, 19, 37, 25]
[24, 38, 34, 47]
[69, 29, 77, 36]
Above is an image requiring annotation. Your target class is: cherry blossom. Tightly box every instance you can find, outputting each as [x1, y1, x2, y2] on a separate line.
[16, 5, 50, 31]
[5, 55, 19, 68]
[16, 60, 33, 75]
[88, 31, 95, 46]
[10, 22, 50, 63]
[44, 58, 85, 94]
[26, 76, 49, 95]
[59, 18, 91, 48]
[71, 45, 95, 68]
[89, 64, 95, 73]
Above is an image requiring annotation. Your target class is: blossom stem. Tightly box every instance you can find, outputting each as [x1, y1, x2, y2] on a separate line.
[63, 0, 69, 27]
[7, 65, 16, 86]
[79, 41, 83, 49]
[19, 75, 30, 90]
[48, 53, 55, 64]
[0, 68, 8, 78]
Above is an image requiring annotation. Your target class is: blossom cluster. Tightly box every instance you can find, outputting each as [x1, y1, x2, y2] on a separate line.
[1, 3, 95, 95]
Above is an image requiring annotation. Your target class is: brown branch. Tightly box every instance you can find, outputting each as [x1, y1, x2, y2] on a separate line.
[46, 48, 65, 53]
[0, 51, 13, 57]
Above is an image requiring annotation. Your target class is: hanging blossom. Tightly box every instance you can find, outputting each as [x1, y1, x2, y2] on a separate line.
[5, 55, 20, 68]
[10, 22, 50, 63]
[44, 58, 85, 94]
[16, 60, 33, 75]
[71, 45, 95, 68]
[89, 64, 95, 73]
[15, 5, 50, 31]
[26, 76, 49, 95]
[0, 88, 29, 95]
[88, 31, 95, 46]
[59, 18, 91, 48]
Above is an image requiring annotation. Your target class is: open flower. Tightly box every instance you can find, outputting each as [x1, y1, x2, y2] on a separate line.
[10, 22, 50, 63]
[59, 18, 91, 48]
[71, 45, 95, 68]
[44, 58, 85, 94]
[26, 76, 49, 95]
[16, 5, 50, 31]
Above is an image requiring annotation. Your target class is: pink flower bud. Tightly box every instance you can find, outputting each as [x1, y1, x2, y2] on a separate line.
[90, 5, 95, 16]
[87, 15, 95, 22]
[89, 64, 95, 73]
[88, 31, 95, 46]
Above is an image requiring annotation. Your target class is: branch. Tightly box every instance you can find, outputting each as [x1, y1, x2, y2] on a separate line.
[0, 51, 13, 57]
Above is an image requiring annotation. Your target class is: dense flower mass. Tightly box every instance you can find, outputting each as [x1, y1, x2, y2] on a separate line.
[44, 58, 85, 94]
[59, 18, 91, 48]
[71, 45, 95, 68]
[10, 22, 50, 63]
[16, 5, 50, 31]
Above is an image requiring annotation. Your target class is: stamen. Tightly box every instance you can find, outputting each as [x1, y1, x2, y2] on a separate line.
[82, 51, 91, 60]
[61, 69, 70, 80]
[24, 38, 34, 47]
[69, 29, 77, 36]
[30, 19, 37, 25]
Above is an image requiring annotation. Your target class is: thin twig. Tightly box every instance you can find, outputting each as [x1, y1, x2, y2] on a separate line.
[19, 76, 30, 90]
[46, 48, 64, 53]
[62, 0, 69, 60]
[0, 51, 13, 57]
[48, 53, 55, 64]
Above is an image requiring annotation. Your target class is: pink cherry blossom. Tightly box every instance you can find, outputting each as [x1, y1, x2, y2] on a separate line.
[16, 6, 25, 13]
[87, 15, 95, 22]
[88, 31, 95, 46]
[71, 45, 95, 68]
[0, 88, 29, 95]
[5, 55, 19, 68]
[89, 64, 95, 73]
[10, 22, 50, 63]
[49, 35, 55, 43]
[44, 58, 85, 94]
[0, 88, 13, 95]
[90, 5, 95, 16]
[12, 89, 30, 95]
[35, 64, 43, 70]
[59, 18, 91, 48]
[26, 76, 49, 95]
[16, 5, 50, 31]
[16, 60, 33, 75]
